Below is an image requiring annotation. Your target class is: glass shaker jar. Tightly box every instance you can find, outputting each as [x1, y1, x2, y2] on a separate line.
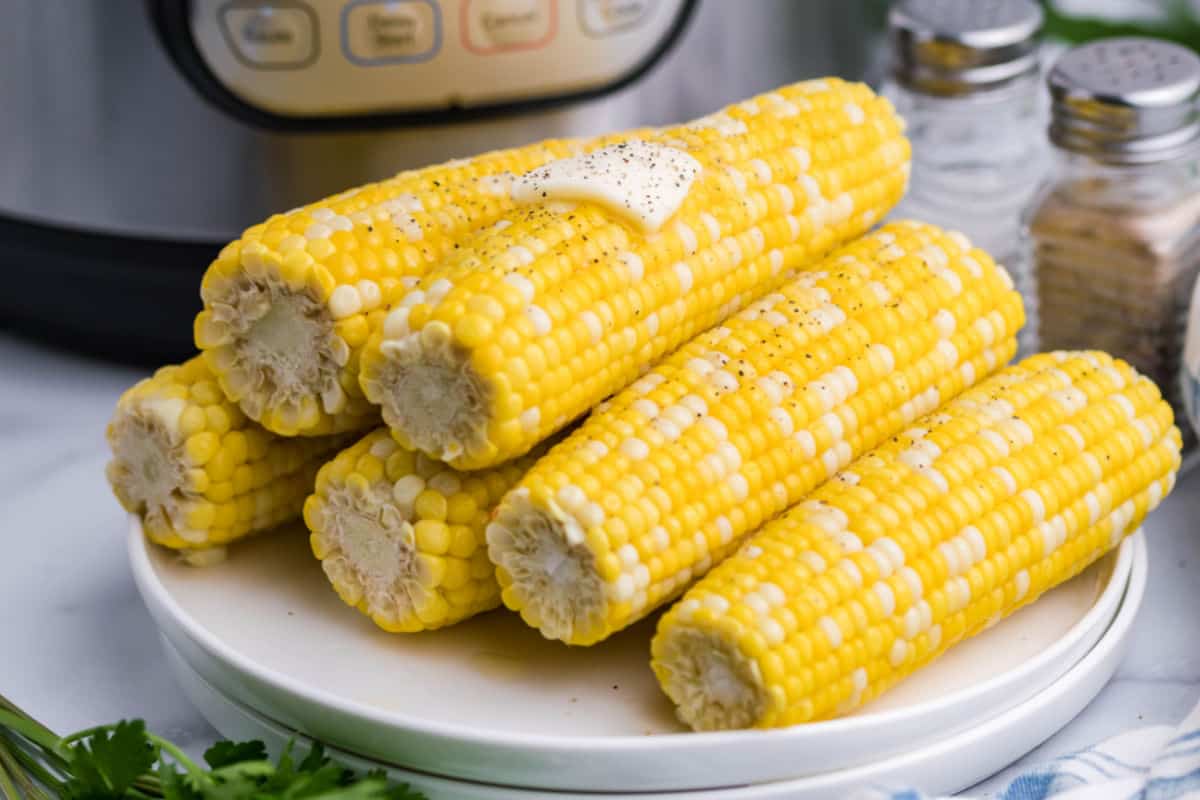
[1184, 271, 1200, 446]
[883, 0, 1049, 355]
[1028, 37, 1200, 440]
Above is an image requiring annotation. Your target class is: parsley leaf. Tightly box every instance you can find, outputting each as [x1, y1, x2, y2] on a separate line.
[63, 720, 156, 799]
[158, 760, 203, 800]
[256, 742, 353, 797]
[296, 742, 330, 775]
[203, 741, 267, 770]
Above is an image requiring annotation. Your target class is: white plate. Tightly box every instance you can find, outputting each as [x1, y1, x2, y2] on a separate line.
[158, 534, 1148, 800]
[130, 520, 1135, 793]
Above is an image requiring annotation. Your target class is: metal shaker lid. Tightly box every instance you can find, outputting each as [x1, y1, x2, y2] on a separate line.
[888, 0, 1043, 96]
[1048, 37, 1200, 164]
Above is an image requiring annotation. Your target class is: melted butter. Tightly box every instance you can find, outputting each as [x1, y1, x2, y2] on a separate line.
[512, 140, 702, 234]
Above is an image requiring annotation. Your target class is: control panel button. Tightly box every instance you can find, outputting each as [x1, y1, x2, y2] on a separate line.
[579, 0, 652, 36]
[343, 0, 440, 64]
[219, 2, 318, 69]
[464, 0, 556, 53]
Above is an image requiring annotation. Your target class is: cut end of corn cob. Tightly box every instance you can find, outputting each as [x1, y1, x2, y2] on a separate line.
[361, 318, 492, 464]
[651, 625, 766, 731]
[107, 397, 195, 534]
[652, 351, 1182, 731]
[305, 429, 533, 632]
[362, 78, 912, 470]
[106, 357, 348, 554]
[196, 140, 584, 436]
[198, 271, 356, 437]
[487, 221, 1024, 645]
[487, 488, 609, 643]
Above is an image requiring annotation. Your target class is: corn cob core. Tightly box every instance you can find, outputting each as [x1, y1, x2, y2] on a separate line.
[486, 222, 1024, 645]
[106, 357, 349, 560]
[361, 79, 911, 469]
[304, 429, 533, 631]
[194, 139, 586, 436]
[652, 352, 1182, 731]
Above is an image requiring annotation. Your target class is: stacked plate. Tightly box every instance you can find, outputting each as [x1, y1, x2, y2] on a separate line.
[130, 521, 1147, 799]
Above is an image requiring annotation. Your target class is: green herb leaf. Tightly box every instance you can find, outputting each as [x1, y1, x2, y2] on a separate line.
[258, 742, 352, 798]
[202, 741, 267, 770]
[309, 775, 426, 800]
[296, 742, 330, 775]
[63, 720, 156, 799]
[158, 760, 203, 800]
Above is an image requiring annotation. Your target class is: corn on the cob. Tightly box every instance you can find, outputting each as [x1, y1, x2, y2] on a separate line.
[107, 357, 349, 560]
[194, 139, 592, 436]
[304, 429, 534, 631]
[652, 351, 1182, 731]
[486, 222, 1024, 645]
[361, 78, 911, 470]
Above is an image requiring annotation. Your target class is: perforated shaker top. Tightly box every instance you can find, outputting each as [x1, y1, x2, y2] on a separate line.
[889, 0, 1043, 96]
[1049, 37, 1200, 164]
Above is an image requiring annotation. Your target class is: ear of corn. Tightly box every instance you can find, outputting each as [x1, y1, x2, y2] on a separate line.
[360, 78, 912, 470]
[194, 138, 593, 437]
[485, 221, 1024, 646]
[304, 429, 535, 631]
[106, 357, 350, 561]
[652, 351, 1181, 731]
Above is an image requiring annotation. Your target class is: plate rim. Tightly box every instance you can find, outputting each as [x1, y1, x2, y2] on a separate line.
[160, 535, 1149, 799]
[129, 516, 1136, 751]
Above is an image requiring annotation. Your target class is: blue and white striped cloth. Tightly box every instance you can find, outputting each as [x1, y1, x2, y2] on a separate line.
[862, 700, 1200, 799]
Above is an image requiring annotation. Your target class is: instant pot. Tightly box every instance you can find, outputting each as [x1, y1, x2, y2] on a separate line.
[0, 0, 875, 361]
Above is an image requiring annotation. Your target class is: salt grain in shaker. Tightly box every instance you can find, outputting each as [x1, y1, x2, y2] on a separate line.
[884, 0, 1049, 356]
[1027, 37, 1200, 442]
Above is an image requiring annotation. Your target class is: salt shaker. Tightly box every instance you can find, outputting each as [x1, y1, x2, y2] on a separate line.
[1027, 37, 1200, 441]
[883, 0, 1049, 355]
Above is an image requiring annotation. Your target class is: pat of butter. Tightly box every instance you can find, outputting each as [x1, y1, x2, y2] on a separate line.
[512, 140, 702, 234]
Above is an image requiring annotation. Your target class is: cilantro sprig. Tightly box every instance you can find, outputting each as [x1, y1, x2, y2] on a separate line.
[0, 693, 426, 799]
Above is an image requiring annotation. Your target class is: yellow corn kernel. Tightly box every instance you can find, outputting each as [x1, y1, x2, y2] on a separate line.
[362, 77, 911, 469]
[414, 490, 448, 521]
[448, 524, 479, 558]
[445, 584, 479, 608]
[190, 380, 222, 405]
[106, 357, 350, 556]
[205, 405, 233, 435]
[304, 428, 532, 632]
[179, 406, 207, 437]
[420, 554, 447, 587]
[184, 468, 209, 494]
[446, 493, 478, 524]
[183, 502, 216, 531]
[487, 222, 1023, 645]
[652, 351, 1182, 730]
[206, 481, 235, 505]
[184, 432, 219, 466]
[414, 520, 451, 555]
[415, 594, 451, 627]
[441, 557, 472, 590]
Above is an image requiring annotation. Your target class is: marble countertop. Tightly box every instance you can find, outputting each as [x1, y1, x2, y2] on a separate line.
[2, 331, 1197, 796]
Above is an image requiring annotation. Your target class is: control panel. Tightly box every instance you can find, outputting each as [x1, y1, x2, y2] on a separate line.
[186, 0, 690, 118]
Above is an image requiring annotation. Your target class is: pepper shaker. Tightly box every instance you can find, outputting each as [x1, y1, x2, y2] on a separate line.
[1026, 37, 1200, 443]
